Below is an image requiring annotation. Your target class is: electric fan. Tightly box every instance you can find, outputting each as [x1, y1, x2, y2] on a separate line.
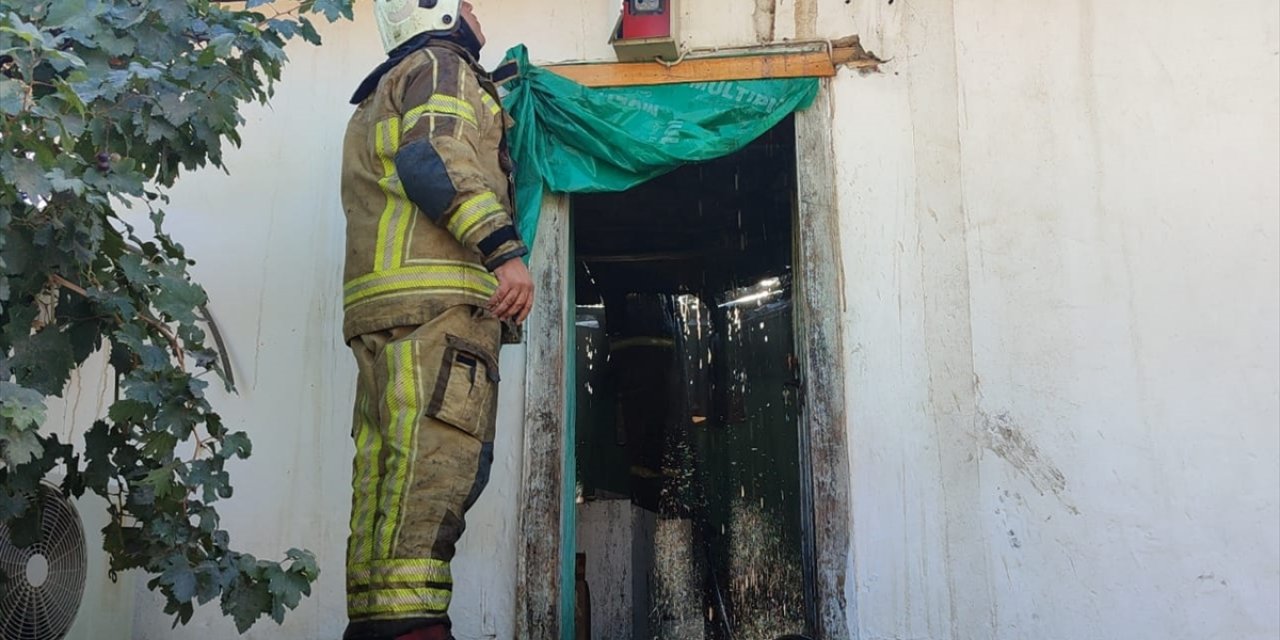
[0, 482, 87, 640]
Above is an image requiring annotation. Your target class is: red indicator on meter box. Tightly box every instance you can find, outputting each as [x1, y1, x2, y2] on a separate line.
[611, 0, 679, 62]
[621, 0, 671, 39]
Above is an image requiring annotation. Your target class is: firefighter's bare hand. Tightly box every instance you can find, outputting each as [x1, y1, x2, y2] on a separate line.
[490, 258, 534, 323]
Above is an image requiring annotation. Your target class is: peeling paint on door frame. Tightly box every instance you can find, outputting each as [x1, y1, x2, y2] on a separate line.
[794, 80, 853, 640]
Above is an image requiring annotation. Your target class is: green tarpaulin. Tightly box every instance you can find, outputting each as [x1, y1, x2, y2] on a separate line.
[499, 45, 819, 250]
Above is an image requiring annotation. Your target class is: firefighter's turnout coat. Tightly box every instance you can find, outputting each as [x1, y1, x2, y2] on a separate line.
[339, 38, 524, 639]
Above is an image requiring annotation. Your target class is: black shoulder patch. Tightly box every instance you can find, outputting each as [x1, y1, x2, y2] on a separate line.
[491, 60, 520, 87]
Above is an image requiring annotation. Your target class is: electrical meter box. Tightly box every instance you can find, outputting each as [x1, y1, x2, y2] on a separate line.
[610, 0, 679, 62]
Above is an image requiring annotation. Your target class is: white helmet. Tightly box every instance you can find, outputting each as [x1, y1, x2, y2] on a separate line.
[373, 0, 463, 54]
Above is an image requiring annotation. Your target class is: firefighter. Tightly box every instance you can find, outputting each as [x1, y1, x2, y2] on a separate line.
[340, 1, 532, 638]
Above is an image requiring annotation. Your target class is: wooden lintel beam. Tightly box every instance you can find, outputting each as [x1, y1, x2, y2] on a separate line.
[544, 48, 876, 88]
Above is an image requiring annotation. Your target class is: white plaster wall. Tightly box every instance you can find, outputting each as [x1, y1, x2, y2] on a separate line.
[956, 2, 1280, 637]
[39, 0, 1277, 638]
[831, 0, 1280, 639]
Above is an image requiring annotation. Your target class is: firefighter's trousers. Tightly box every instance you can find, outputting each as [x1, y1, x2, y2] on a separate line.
[343, 305, 501, 640]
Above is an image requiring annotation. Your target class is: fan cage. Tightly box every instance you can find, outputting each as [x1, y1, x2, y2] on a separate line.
[0, 482, 87, 640]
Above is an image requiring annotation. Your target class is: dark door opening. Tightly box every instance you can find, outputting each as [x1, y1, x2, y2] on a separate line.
[570, 116, 812, 640]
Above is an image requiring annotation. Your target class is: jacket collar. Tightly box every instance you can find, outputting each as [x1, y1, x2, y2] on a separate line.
[349, 35, 489, 105]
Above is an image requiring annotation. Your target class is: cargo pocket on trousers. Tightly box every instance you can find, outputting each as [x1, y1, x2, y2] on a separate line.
[426, 334, 500, 436]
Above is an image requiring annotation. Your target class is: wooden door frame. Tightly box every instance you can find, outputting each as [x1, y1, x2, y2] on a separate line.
[514, 81, 851, 640]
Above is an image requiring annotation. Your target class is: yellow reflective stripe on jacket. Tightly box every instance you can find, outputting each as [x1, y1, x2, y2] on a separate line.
[373, 117, 411, 271]
[403, 94, 478, 130]
[347, 586, 451, 616]
[446, 192, 504, 242]
[479, 91, 501, 116]
[348, 559, 452, 587]
[343, 263, 498, 308]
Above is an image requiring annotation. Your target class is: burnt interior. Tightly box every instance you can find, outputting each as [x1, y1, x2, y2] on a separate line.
[572, 116, 813, 639]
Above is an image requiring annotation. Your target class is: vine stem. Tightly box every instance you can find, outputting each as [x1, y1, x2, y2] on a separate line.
[48, 273, 186, 369]
[51, 272, 208, 513]
[47, 272, 87, 295]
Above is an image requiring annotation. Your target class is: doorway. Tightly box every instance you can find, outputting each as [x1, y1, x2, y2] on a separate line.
[570, 117, 812, 640]
[516, 85, 849, 640]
